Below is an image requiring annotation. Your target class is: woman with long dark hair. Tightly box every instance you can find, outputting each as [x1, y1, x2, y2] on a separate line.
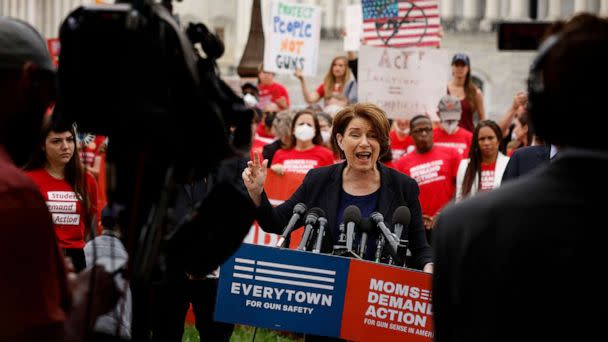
[447, 53, 486, 132]
[456, 120, 509, 202]
[25, 117, 97, 272]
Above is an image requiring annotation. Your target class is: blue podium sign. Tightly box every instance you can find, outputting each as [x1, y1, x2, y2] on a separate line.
[215, 243, 350, 337]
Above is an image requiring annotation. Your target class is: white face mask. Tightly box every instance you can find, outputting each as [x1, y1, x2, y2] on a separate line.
[294, 124, 315, 141]
[321, 130, 331, 143]
[243, 93, 258, 107]
[441, 121, 459, 134]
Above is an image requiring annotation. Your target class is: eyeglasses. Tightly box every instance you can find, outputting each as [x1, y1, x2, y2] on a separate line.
[411, 127, 433, 135]
[264, 111, 278, 116]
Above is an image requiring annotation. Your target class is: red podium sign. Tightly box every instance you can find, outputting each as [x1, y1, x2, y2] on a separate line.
[341, 260, 434, 341]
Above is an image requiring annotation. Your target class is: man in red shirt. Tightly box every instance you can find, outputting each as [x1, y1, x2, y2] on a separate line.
[433, 95, 473, 158]
[395, 115, 461, 243]
[257, 69, 290, 110]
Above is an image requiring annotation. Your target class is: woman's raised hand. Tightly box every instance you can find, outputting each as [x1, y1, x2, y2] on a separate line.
[294, 69, 304, 81]
[242, 151, 268, 206]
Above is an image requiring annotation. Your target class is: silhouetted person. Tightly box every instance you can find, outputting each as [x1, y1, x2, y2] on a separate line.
[433, 14, 608, 342]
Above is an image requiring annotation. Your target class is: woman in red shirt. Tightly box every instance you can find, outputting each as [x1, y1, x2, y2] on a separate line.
[25, 118, 97, 272]
[270, 109, 334, 176]
[295, 56, 357, 106]
[456, 120, 509, 202]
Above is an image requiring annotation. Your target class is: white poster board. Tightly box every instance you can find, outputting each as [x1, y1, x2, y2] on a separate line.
[343, 4, 362, 52]
[263, 1, 321, 76]
[357, 45, 448, 121]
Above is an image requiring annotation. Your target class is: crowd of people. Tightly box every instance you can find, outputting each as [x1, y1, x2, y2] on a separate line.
[2, 8, 606, 342]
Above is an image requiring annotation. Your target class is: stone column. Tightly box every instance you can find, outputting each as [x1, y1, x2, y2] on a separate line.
[545, 0, 563, 20]
[509, 0, 530, 20]
[235, 0, 253, 66]
[480, 0, 500, 31]
[574, 0, 589, 13]
[601, 0, 608, 16]
[440, 0, 455, 29]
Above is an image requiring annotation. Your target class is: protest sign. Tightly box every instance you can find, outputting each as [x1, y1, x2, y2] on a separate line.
[263, 1, 321, 76]
[358, 45, 448, 120]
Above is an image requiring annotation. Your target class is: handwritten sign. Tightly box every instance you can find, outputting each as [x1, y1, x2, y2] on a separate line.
[357, 45, 448, 120]
[263, 1, 321, 76]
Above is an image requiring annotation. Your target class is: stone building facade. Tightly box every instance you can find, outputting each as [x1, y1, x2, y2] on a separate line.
[2, 0, 606, 120]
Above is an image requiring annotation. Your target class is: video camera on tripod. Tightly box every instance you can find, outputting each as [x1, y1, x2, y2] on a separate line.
[54, 0, 257, 339]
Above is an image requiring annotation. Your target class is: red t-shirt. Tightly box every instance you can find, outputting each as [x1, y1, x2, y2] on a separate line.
[0, 148, 70, 336]
[395, 146, 461, 217]
[258, 82, 290, 110]
[271, 145, 335, 174]
[26, 169, 98, 249]
[315, 83, 344, 99]
[79, 134, 107, 167]
[480, 161, 497, 192]
[390, 129, 411, 161]
[433, 126, 473, 158]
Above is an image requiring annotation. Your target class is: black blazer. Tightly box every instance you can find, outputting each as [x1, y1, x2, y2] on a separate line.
[501, 144, 551, 183]
[255, 162, 432, 269]
[432, 152, 608, 341]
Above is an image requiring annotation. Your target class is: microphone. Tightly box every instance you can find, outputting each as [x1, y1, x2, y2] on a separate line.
[374, 235, 385, 263]
[312, 217, 328, 254]
[343, 205, 361, 253]
[370, 212, 399, 261]
[392, 206, 411, 241]
[297, 208, 325, 251]
[358, 217, 373, 258]
[276, 203, 307, 248]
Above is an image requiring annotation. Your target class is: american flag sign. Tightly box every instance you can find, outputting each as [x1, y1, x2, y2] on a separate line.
[362, 0, 441, 48]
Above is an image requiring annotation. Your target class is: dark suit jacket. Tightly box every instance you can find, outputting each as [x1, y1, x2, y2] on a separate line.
[432, 152, 608, 341]
[501, 144, 551, 183]
[256, 162, 432, 269]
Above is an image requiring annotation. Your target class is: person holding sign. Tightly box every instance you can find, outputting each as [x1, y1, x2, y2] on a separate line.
[447, 53, 486, 132]
[257, 68, 290, 110]
[295, 56, 357, 106]
[242, 103, 433, 272]
[270, 109, 334, 176]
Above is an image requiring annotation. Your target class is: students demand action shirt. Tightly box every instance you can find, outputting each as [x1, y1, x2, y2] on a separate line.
[26, 169, 98, 249]
[271, 145, 335, 175]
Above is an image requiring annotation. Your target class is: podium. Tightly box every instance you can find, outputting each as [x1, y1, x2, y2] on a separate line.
[214, 243, 433, 341]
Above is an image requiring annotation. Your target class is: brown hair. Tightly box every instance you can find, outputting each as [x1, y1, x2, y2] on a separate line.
[323, 56, 351, 101]
[331, 103, 390, 159]
[286, 109, 323, 149]
[24, 117, 92, 231]
[452, 55, 479, 114]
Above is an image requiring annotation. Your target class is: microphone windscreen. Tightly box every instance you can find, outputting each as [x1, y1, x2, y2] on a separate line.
[359, 217, 374, 233]
[343, 205, 361, 225]
[293, 203, 307, 215]
[392, 206, 411, 227]
[305, 207, 325, 224]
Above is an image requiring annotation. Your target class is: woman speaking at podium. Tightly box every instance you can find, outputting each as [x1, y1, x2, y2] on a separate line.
[242, 103, 433, 273]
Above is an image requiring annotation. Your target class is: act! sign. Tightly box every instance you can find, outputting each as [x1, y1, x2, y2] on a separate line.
[358, 45, 448, 121]
[263, 1, 321, 76]
[215, 243, 433, 340]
